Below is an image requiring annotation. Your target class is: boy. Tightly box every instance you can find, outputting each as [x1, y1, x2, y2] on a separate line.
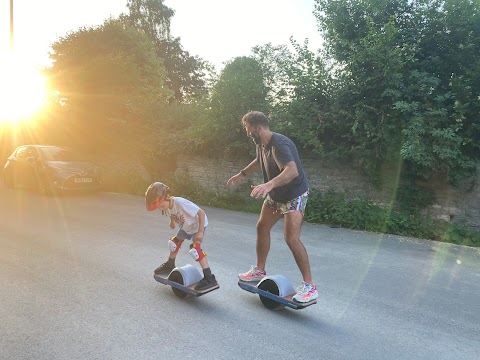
[145, 182, 218, 292]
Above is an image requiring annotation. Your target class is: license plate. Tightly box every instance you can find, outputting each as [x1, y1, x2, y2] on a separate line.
[75, 178, 93, 183]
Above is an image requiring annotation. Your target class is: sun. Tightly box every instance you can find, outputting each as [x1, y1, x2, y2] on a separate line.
[0, 52, 48, 125]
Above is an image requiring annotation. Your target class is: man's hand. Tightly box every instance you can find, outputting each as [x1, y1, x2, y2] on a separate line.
[250, 183, 273, 198]
[227, 160, 259, 186]
[227, 173, 243, 186]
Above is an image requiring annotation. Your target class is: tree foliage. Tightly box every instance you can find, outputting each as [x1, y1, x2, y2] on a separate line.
[314, 0, 480, 182]
[173, 56, 269, 158]
[253, 40, 332, 156]
[125, 0, 211, 102]
[46, 19, 172, 155]
[38, 0, 480, 190]
[209, 56, 269, 156]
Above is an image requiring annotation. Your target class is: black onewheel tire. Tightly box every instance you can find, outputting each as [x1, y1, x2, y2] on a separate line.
[257, 279, 284, 311]
[168, 270, 189, 299]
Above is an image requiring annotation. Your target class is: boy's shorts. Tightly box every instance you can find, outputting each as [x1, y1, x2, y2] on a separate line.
[176, 227, 207, 241]
[264, 190, 309, 214]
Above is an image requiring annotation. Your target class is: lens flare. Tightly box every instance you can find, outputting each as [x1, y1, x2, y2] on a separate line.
[0, 53, 48, 125]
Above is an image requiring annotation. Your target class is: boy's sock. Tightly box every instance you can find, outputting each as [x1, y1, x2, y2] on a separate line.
[203, 267, 212, 277]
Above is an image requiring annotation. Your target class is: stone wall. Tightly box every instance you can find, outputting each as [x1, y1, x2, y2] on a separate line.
[175, 155, 480, 230]
[98, 154, 151, 194]
[418, 175, 479, 227]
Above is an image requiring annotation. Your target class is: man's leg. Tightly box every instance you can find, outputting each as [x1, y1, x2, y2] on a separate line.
[256, 203, 283, 271]
[283, 210, 313, 284]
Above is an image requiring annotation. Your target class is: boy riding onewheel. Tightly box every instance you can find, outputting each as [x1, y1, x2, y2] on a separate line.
[145, 182, 218, 292]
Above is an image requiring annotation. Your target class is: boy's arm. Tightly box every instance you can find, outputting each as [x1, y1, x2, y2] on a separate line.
[194, 209, 205, 243]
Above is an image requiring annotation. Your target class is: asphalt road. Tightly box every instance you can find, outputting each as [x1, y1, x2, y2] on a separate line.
[1, 184, 479, 360]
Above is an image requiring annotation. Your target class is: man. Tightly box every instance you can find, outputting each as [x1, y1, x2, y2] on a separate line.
[227, 111, 318, 303]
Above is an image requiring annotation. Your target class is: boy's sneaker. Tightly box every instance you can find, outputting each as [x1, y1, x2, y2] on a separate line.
[292, 282, 318, 303]
[194, 274, 218, 292]
[238, 265, 266, 282]
[153, 261, 175, 275]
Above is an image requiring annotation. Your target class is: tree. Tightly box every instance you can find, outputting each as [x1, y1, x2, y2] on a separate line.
[46, 19, 172, 155]
[208, 56, 269, 156]
[168, 56, 269, 158]
[314, 0, 480, 183]
[125, 0, 210, 102]
[253, 40, 332, 156]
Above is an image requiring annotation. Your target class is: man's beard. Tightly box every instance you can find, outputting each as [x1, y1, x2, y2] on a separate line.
[252, 131, 261, 145]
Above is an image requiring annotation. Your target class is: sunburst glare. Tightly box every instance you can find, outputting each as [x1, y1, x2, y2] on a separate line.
[0, 52, 48, 125]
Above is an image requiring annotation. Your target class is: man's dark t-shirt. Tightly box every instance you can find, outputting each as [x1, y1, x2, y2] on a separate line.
[256, 132, 309, 202]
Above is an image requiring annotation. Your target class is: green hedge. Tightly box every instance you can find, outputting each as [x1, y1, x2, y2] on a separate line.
[304, 189, 480, 247]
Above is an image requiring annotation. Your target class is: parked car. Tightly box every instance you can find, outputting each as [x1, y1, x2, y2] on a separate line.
[3, 145, 102, 195]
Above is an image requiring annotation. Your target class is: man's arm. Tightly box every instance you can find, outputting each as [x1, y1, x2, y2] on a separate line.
[250, 161, 298, 198]
[227, 159, 260, 186]
[242, 159, 261, 176]
[267, 161, 298, 188]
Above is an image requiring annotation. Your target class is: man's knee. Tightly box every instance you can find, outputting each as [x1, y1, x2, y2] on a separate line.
[256, 210, 280, 233]
[256, 219, 273, 234]
[284, 235, 301, 248]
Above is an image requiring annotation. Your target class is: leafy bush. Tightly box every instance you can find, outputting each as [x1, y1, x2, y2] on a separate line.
[440, 225, 480, 247]
[305, 189, 479, 247]
[305, 189, 388, 232]
[385, 212, 444, 240]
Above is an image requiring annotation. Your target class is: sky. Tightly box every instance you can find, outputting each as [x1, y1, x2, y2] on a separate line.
[1, 0, 323, 71]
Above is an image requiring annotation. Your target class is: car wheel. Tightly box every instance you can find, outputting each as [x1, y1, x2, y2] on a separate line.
[37, 178, 52, 196]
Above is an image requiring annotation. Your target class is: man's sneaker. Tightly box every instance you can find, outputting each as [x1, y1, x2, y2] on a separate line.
[292, 282, 318, 303]
[153, 261, 175, 275]
[194, 274, 218, 292]
[238, 265, 266, 282]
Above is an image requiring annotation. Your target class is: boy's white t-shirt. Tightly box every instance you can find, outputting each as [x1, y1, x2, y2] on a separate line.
[166, 197, 208, 235]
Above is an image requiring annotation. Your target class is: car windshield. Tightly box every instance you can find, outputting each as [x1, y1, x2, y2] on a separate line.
[39, 147, 83, 162]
